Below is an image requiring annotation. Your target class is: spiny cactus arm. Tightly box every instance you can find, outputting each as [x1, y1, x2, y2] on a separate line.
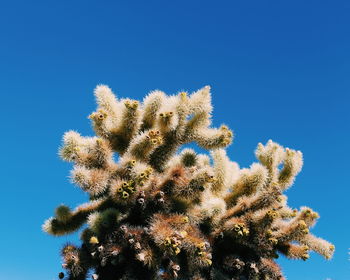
[94, 85, 120, 119]
[248, 208, 280, 233]
[174, 91, 190, 133]
[42, 198, 111, 236]
[255, 140, 303, 192]
[188, 86, 212, 116]
[70, 166, 111, 197]
[188, 190, 227, 226]
[124, 129, 163, 162]
[255, 140, 286, 183]
[210, 149, 239, 195]
[222, 218, 251, 240]
[278, 148, 303, 190]
[88, 85, 122, 140]
[193, 125, 233, 150]
[259, 258, 285, 280]
[292, 206, 319, 228]
[140, 90, 166, 131]
[182, 86, 212, 135]
[59, 131, 113, 169]
[278, 205, 298, 219]
[225, 163, 268, 207]
[221, 185, 281, 221]
[87, 208, 122, 236]
[89, 109, 110, 138]
[277, 243, 310, 260]
[155, 95, 182, 134]
[274, 220, 310, 243]
[148, 132, 179, 172]
[299, 233, 335, 259]
[109, 98, 142, 154]
[183, 112, 211, 138]
[60, 244, 91, 280]
[172, 166, 215, 201]
[59, 130, 82, 160]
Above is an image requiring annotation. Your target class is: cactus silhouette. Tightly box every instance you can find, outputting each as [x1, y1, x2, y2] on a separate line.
[43, 85, 334, 280]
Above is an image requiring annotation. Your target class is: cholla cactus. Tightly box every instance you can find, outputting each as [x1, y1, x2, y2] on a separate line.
[43, 85, 334, 280]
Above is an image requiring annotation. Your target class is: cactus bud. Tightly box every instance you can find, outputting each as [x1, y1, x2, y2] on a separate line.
[164, 238, 171, 246]
[172, 264, 180, 271]
[98, 245, 104, 252]
[128, 238, 135, 244]
[137, 198, 145, 204]
[134, 242, 141, 250]
[89, 236, 99, 244]
[122, 191, 129, 199]
[197, 242, 206, 250]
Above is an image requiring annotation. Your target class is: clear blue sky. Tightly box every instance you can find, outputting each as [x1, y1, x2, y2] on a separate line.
[0, 1, 349, 279]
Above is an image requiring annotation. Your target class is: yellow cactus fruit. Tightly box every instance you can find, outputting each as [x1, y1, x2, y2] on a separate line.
[89, 236, 99, 244]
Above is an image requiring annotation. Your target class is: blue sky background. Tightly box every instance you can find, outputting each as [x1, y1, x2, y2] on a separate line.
[0, 1, 349, 279]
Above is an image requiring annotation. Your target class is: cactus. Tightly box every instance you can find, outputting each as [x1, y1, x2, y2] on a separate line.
[43, 85, 334, 280]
